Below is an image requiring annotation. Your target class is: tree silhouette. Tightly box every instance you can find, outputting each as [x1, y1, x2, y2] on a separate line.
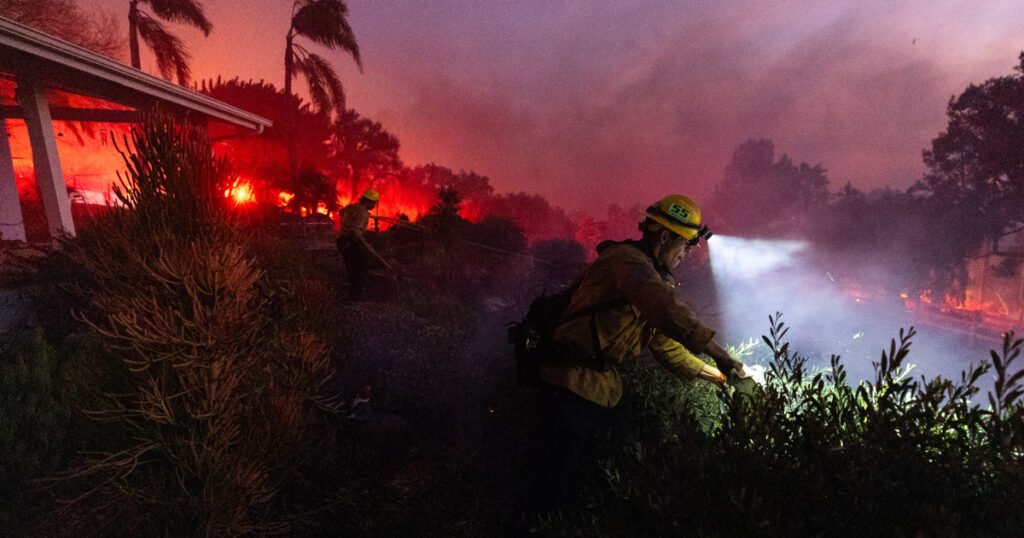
[707, 139, 829, 237]
[804, 187, 951, 300]
[283, 0, 361, 116]
[282, 168, 338, 217]
[128, 0, 212, 85]
[399, 164, 495, 220]
[329, 108, 400, 200]
[430, 188, 462, 219]
[914, 52, 1024, 253]
[199, 78, 333, 202]
[420, 188, 470, 239]
[480, 192, 576, 243]
[1, 0, 124, 58]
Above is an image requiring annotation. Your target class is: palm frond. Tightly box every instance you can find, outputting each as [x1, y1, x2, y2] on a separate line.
[145, 0, 212, 35]
[62, 121, 87, 146]
[137, 14, 192, 85]
[294, 55, 330, 114]
[291, 0, 361, 70]
[296, 52, 346, 114]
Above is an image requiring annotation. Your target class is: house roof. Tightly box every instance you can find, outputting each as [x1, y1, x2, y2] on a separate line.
[0, 16, 271, 131]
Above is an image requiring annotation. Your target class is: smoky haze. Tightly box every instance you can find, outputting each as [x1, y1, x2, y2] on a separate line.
[85, 0, 1024, 215]
[706, 235, 999, 395]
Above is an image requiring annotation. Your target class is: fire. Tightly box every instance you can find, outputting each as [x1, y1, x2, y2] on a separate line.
[225, 180, 255, 204]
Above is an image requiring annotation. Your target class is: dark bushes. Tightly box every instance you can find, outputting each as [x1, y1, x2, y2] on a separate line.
[0, 328, 83, 530]
[549, 314, 1024, 536]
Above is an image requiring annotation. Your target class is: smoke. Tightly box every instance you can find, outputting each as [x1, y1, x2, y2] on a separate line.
[338, 0, 1021, 214]
[708, 235, 1001, 393]
[87, 0, 1024, 216]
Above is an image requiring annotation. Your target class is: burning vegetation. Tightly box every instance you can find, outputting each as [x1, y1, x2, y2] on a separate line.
[2, 101, 1023, 536]
[4, 7, 1024, 534]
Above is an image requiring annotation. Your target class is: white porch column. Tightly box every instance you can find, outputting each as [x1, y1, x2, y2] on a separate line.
[0, 118, 26, 241]
[17, 80, 75, 239]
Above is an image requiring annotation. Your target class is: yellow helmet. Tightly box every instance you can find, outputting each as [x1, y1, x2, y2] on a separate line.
[360, 189, 380, 203]
[644, 195, 711, 243]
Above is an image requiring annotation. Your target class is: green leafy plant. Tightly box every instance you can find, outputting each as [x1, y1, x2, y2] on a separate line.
[0, 328, 72, 530]
[550, 313, 1024, 536]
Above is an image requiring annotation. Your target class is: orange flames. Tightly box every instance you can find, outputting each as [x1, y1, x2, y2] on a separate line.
[225, 179, 255, 204]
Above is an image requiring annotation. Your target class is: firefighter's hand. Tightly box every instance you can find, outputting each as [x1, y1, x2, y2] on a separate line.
[705, 340, 742, 379]
[719, 361, 742, 381]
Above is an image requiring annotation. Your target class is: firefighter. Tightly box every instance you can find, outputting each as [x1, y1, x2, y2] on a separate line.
[337, 189, 390, 300]
[533, 194, 748, 509]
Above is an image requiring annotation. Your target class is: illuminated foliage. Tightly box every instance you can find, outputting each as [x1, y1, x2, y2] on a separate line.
[542, 314, 1024, 536]
[282, 167, 338, 216]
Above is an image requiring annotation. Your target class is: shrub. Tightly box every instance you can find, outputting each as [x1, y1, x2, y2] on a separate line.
[59, 112, 338, 535]
[545, 314, 1024, 536]
[469, 216, 527, 253]
[0, 328, 72, 530]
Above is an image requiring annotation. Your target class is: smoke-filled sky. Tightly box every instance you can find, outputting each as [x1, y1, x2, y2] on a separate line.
[90, 0, 1024, 213]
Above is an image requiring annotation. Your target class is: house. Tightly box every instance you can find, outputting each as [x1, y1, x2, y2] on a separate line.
[964, 227, 1024, 326]
[0, 16, 271, 243]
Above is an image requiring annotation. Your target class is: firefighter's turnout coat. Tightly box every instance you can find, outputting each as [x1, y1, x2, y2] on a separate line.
[540, 240, 716, 407]
[340, 203, 370, 239]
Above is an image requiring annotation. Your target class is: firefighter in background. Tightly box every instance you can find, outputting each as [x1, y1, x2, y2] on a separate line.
[337, 189, 391, 300]
[534, 194, 749, 508]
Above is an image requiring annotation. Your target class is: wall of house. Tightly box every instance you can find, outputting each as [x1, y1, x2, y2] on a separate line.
[965, 229, 1024, 323]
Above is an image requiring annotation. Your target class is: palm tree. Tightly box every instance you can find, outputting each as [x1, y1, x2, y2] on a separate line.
[284, 0, 361, 115]
[128, 0, 212, 85]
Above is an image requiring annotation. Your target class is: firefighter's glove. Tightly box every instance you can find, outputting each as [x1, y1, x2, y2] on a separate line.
[716, 361, 737, 381]
[728, 364, 766, 398]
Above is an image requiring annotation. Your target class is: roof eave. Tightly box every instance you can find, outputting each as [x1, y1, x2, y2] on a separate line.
[0, 16, 272, 131]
